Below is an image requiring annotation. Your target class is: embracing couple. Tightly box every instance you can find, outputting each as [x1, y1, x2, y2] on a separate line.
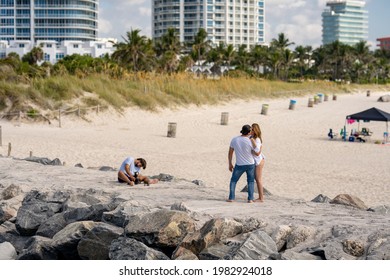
[227, 123, 265, 203]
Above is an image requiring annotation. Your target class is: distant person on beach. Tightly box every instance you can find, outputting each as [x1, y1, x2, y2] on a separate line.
[250, 123, 265, 202]
[118, 157, 158, 186]
[227, 124, 260, 203]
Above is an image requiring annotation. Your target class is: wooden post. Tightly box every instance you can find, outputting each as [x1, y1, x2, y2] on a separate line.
[366, 90, 370, 97]
[77, 106, 80, 117]
[324, 94, 329, 101]
[333, 94, 337, 101]
[308, 98, 314, 107]
[97, 105, 100, 114]
[29, 151, 33, 158]
[59, 109, 62, 128]
[0, 125, 2, 146]
[8, 143, 11, 157]
[220, 112, 229, 125]
[261, 104, 269, 115]
[167, 122, 177, 138]
[289, 100, 296, 110]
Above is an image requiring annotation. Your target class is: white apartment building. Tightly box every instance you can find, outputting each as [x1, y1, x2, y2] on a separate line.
[0, 39, 115, 64]
[152, 0, 265, 49]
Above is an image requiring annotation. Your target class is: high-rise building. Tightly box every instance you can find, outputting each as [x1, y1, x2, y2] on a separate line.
[322, 0, 368, 46]
[152, 0, 265, 49]
[0, 0, 99, 43]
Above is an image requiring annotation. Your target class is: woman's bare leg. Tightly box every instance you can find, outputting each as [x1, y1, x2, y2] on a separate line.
[255, 160, 265, 202]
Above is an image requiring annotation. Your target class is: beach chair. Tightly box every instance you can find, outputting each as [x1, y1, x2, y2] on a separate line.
[328, 129, 338, 139]
[361, 127, 373, 136]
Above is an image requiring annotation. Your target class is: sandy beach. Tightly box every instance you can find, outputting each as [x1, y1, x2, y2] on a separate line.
[1, 90, 389, 207]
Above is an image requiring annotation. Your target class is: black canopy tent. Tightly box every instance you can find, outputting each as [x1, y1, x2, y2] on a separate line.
[344, 107, 390, 141]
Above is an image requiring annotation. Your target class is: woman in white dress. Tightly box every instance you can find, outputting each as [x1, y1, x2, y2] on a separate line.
[250, 123, 265, 202]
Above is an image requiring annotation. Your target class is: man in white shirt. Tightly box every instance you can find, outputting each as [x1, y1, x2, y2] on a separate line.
[118, 157, 158, 186]
[227, 125, 259, 203]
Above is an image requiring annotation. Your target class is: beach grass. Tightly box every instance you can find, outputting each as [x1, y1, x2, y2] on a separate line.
[1, 72, 389, 114]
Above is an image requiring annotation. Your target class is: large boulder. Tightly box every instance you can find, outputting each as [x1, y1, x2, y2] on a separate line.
[0, 241, 17, 260]
[176, 218, 243, 256]
[109, 237, 170, 260]
[378, 95, 390, 102]
[51, 221, 96, 260]
[77, 222, 124, 260]
[15, 190, 69, 236]
[17, 236, 58, 260]
[125, 209, 196, 254]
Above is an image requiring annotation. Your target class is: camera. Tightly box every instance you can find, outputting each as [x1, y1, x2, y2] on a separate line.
[134, 172, 140, 184]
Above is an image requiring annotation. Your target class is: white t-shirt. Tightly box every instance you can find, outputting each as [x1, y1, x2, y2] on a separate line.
[230, 136, 256, 166]
[119, 157, 140, 175]
[253, 137, 265, 166]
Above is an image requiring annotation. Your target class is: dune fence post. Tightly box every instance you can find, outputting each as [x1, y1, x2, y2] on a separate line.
[366, 90, 370, 97]
[308, 98, 314, 107]
[324, 94, 329, 101]
[8, 143, 11, 157]
[58, 109, 62, 128]
[77, 106, 80, 117]
[96, 105, 100, 114]
[261, 104, 269, 115]
[289, 99, 296, 110]
[29, 151, 33, 158]
[167, 122, 177, 138]
[0, 125, 2, 146]
[333, 94, 337, 101]
[220, 112, 229, 125]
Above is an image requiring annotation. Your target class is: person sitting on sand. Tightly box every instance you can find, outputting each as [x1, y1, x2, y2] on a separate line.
[250, 123, 265, 202]
[118, 157, 158, 186]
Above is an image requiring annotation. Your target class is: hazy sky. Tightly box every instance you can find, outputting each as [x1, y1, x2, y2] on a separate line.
[99, 0, 389, 49]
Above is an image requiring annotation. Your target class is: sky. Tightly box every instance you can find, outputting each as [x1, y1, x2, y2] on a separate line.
[99, 0, 390, 49]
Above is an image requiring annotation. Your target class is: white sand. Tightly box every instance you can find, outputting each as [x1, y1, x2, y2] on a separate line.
[1, 91, 389, 206]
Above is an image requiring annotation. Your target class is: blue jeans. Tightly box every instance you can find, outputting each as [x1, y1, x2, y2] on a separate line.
[229, 164, 255, 201]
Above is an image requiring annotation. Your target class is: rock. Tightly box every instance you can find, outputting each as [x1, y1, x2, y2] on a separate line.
[280, 250, 322, 260]
[199, 243, 234, 260]
[286, 225, 317, 249]
[75, 163, 84, 168]
[172, 246, 199, 260]
[311, 194, 331, 203]
[230, 230, 278, 260]
[15, 190, 69, 236]
[51, 221, 96, 259]
[102, 202, 150, 227]
[377, 95, 390, 102]
[0, 241, 17, 260]
[1, 184, 21, 200]
[367, 205, 390, 215]
[63, 203, 117, 223]
[192, 180, 205, 186]
[23, 157, 62, 166]
[125, 209, 196, 254]
[36, 213, 68, 238]
[330, 194, 367, 210]
[150, 173, 174, 182]
[77, 222, 124, 260]
[177, 218, 243, 256]
[366, 230, 390, 260]
[98, 166, 116, 172]
[17, 236, 58, 260]
[109, 237, 170, 260]
[342, 239, 365, 257]
[272, 225, 293, 251]
[0, 204, 17, 224]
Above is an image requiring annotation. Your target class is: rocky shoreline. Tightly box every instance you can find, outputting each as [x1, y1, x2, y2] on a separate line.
[0, 157, 389, 260]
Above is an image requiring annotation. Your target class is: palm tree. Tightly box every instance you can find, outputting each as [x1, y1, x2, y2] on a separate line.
[271, 33, 295, 51]
[294, 45, 312, 78]
[249, 45, 268, 74]
[112, 29, 154, 71]
[191, 28, 211, 67]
